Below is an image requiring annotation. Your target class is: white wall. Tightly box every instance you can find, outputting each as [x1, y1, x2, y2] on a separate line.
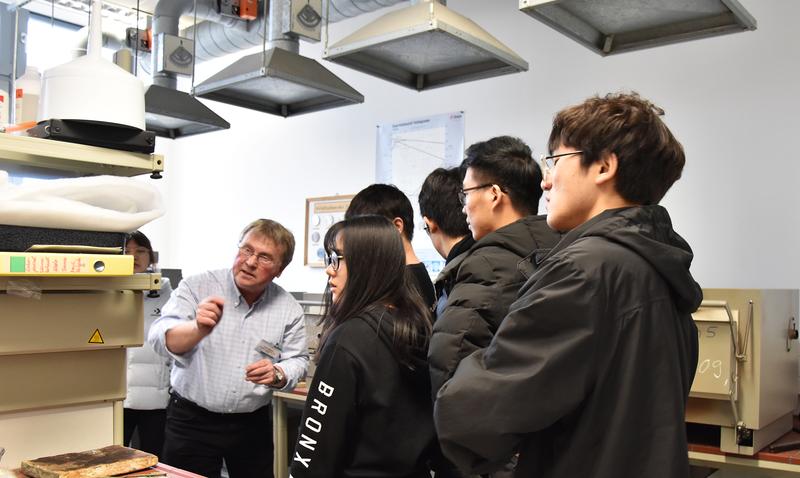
[141, 0, 800, 295]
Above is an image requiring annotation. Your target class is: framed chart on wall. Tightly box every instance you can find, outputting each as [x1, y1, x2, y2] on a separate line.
[376, 111, 465, 277]
[304, 195, 354, 267]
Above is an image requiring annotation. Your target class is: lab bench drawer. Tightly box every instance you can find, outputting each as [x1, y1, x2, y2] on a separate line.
[0, 290, 144, 354]
[0, 348, 126, 413]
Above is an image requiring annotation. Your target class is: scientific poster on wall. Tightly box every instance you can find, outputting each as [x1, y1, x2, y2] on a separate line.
[376, 111, 465, 277]
[305, 195, 354, 267]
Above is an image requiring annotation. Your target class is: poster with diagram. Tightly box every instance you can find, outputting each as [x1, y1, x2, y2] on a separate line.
[376, 111, 465, 278]
[305, 195, 354, 267]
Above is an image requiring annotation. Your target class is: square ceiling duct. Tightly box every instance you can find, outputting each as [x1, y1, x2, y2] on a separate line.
[519, 0, 756, 56]
[145, 85, 230, 139]
[323, 1, 529, 91]
[193, 48, 364, 118]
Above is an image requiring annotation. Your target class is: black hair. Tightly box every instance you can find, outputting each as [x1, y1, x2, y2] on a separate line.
[461, 135, 543, 215]
[318, 215, 431, 368]
[418, 167, 469, 238]
[125, 230, 155, 265]
[345, 184, 415, 241]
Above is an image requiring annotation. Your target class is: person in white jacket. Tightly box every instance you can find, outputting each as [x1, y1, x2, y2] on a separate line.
[124, 230, 172, 456]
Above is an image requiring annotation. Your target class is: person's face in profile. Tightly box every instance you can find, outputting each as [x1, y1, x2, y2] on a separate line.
[461, 168, 495, 241]
[541, 145, 595, 232]
[324, 235, 347, 304]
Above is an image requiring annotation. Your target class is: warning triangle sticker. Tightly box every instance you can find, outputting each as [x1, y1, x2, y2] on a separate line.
[88, 329, 105, 344]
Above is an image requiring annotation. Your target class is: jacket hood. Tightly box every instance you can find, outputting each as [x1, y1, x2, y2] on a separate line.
[555, 206, 702, 313]
[357, 305, 429, 372]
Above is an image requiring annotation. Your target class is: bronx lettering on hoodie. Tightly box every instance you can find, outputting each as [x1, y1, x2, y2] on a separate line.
[293, 380, 335, 469]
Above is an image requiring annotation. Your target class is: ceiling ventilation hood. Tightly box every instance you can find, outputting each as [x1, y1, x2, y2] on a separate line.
[145, 85, 231, 139]
[519, 0, 756, 56]
[192, 48, 364, 117]
[323, 0, 529, 91]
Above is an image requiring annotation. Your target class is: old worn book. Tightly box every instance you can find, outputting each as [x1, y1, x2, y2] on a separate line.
[20, 445, 157, 478]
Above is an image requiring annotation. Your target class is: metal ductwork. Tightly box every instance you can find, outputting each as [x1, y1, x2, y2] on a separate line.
[326, 0, 408, 23]
[145, 0, 229, 138]
[323, 0, 528, 91]
[184, 0, 407, 62]
[192, 0, 364, 117]
[518, 0, 756, 56]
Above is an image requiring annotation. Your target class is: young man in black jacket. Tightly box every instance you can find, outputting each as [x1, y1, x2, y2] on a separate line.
[418, 167, 475, 318]
[428, 136, 560, 397]
[346, 184, 436, 310]
[434, 93, 701, 478]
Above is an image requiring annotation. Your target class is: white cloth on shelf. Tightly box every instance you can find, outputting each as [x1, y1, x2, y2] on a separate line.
[0, 170, 164, 232]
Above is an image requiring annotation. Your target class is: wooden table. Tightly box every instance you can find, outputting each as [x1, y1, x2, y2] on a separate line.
[689, 431, 800, 477]
[272, 388, 308, 478]
[13, 463, 205, 478]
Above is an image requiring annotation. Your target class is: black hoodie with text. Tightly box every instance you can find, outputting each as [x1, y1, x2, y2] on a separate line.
[434, 205, 702, 478]
[290, 305, 436, 478]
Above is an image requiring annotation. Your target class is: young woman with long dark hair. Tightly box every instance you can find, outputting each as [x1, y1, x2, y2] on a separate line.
[290, 215, 436, 478]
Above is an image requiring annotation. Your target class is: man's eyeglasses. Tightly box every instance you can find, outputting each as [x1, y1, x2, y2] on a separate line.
[458, 183, 494, 206]
[540, 151, 584, 174]
[238, 245, 276, 268]
[323, 250, 345, 271]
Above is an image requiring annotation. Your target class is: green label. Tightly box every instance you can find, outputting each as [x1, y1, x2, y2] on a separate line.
[9, 256, 25, 272]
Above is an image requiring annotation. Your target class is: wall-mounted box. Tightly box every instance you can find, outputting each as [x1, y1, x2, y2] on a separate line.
[155, 33, 194, 77]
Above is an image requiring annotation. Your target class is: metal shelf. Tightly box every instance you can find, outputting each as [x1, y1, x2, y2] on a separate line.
[0, 134, 164, 178]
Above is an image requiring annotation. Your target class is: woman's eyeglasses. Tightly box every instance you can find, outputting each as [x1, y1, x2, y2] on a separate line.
[324, 250, 345, 271]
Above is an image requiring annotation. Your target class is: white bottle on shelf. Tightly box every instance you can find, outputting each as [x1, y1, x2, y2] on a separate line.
[16, 66, 41, 124]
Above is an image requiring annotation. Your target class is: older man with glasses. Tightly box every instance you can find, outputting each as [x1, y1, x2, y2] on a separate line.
[148, 218, 308, 478]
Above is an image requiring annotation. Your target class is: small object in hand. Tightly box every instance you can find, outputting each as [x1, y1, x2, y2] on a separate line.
[255, 339, 281, 361]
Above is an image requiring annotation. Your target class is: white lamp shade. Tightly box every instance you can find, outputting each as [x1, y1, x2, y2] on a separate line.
[38, 54, 146, 130]
[38, 0, 145, 130]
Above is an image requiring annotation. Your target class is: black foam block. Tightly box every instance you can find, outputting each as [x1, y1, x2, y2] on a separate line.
[0, 224, 126, 252]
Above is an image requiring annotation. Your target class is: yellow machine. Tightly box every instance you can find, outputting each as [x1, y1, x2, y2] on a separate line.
[687, 289, 799, 455]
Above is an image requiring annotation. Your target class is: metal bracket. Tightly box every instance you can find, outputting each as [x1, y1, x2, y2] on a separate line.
[219, 0, 256, 20]
[788, 316, 798, 352]
[736, 422, 754, 447]
[126, 27, 151, 52]
[736, 300, 753, 361]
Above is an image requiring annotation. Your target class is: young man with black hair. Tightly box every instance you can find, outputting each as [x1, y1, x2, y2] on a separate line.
[428, 136, 560, 400]
[346, 183, 436, 310]
[435, 93, 701, 478]
[418, 167, 475, 318]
